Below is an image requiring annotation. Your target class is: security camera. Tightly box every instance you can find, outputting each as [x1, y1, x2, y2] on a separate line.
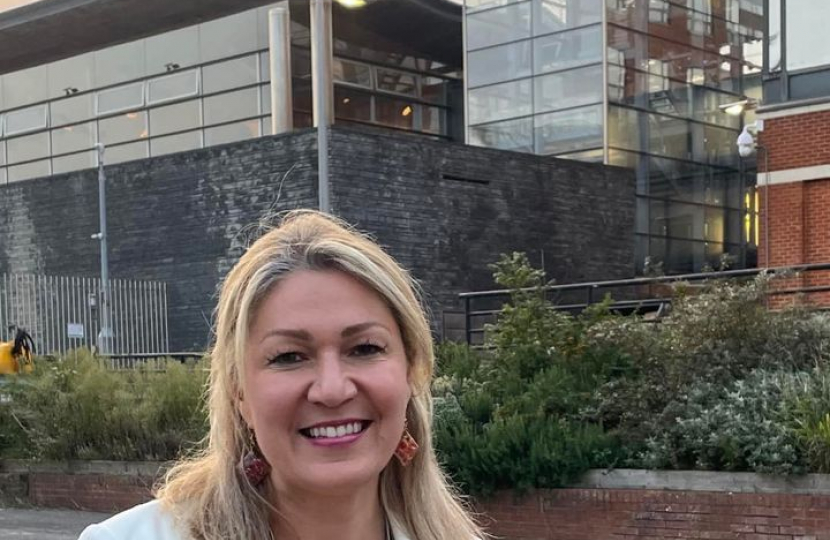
[737, 125, 755, 158]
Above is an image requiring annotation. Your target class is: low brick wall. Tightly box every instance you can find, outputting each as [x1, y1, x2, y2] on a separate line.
[4, 463, 830, 539]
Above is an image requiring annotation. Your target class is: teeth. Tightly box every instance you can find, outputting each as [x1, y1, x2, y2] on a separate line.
[306, 422, 365, 439]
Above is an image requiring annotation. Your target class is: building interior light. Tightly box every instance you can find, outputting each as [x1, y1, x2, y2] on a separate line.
[401, 105, 413, 117]
[335, 0, 367, 8]
[343, 97, 351, 104]
[126, 112, 139, 119]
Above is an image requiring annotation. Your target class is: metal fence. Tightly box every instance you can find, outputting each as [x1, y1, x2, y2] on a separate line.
[0, 273, 169, 356]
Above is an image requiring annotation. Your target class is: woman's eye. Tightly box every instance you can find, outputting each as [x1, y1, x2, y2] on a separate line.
[351, 342, 386, 357]
[267, 351, 306, 366]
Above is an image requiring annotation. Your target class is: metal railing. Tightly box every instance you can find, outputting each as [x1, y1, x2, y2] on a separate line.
[0, 273, 169, 355]
[460, 262, 830, 345]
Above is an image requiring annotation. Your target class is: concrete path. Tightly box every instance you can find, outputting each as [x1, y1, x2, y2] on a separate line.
[0, 507, 111, 540]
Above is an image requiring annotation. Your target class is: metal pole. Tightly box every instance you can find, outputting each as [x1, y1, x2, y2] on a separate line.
[311, 0, 333, 212]
[269, 4, 293, 134]
[93, 143, 113, 355]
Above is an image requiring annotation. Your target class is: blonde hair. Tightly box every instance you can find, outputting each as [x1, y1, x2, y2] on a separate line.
[156, 210, 482, 540]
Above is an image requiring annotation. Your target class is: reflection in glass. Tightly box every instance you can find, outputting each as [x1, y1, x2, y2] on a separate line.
[106, 141, 149, 164]
[53, 151, 96, 174]
[767, 0, 781, 72]
[199, 10, 258, 62]
[203, 89, 258, 126]
[554, 147, 604, 163]
[533, 24, 601, 74]
[0, 141, 5, 165]
[7, 132, 49, 163]
[376, 69, 417, 96]
[467, 2, 531, 50]
[334, 88, 372, 122]
[469, 117, 533, 153]
[5, 105, 48, 136]
[97, 83, 144, 115]
[534, 64, 603, 113]
[468, 42, 532, 89]
[468, 79, 532, 125]
[147, 70, 200, 104]
[534, 104, 602, 154]
[375, 97, 418, 131]
[52, 122, 95, 155]
[205, 120, 260, 146]
[99, 111, 148, 145]
[533, 0, 601, 36]
[8, 160, 50, 183]
[332, 59, 372, 88]
[51, 95, 94, 127]
[465, 0, 522, 12]
[150, 131, 202, 157]
[150, 100, 202, 136]
[607, 105, 642, 152]
[203, 55, 259, 94]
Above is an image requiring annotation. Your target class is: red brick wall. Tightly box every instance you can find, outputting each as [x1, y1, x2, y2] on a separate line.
[478, 488, 830, 540]
[28, 472, 154, 512]
[760, 110, 830, 172]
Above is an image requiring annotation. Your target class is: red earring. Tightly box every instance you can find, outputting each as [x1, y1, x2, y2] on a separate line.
[241, 429, 270, 486]
[394, 422, 419, 466]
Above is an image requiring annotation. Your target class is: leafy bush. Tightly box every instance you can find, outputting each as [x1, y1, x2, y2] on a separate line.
[4, 350, 208, 461]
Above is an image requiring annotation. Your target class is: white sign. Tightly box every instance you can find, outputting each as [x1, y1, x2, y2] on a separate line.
[67, 323, 85, 339]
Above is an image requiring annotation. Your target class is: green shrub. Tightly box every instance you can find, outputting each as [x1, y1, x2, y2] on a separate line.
[5, 350, 208, 461]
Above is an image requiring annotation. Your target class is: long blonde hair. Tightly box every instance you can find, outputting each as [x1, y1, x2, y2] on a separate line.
[156, 210, 482, 540]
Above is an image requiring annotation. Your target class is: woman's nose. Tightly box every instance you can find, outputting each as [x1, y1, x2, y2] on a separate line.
[307, 352, 357, 407]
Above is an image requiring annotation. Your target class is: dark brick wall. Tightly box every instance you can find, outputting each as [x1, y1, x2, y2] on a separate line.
[0, 126, 634, 351]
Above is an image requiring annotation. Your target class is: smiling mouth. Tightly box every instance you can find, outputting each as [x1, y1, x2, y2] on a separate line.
[299, 421, 371, 439]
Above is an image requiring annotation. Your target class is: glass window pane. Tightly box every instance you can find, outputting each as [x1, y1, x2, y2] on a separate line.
[2, 65, 48, 109]
[99, 111, 148, 145]
[533, 24, 601, 74]
[204, 89, 258, 126]
[8, 160, 50, 183]
[97, 83, 144, 115]
[0, 141, 5, 165]
[259, 51, 271, 83]
[51, 94, 94, 127]
[0, 168, 6, 185]
[767, 0, 781, 72]
[94, 41, 147, 87]
[7, 132, 50, 163]
[205, 120, 260, 146]
[375, 96, 418, 131]
[106, 141, 149, 164]
[468, 41, 531, 88]
[332, 59, 372, 88]
[466, 0, 523, 12]
[533, 0, 601, 35]
[147, 70, 200, 104]
[534, 64, 603, 113]
[150, 131, 202, 156]
[261, 85, 271, 115]
[48, 53, 95, 99]
[203, 55, 259, 94]
[52, 122, 95, 155]
[334, 87, 372, 123]
[53, 151, 96, 174]
[145, 26, 200, 75]
[469, 117, 533, 153]
[150, 100, 202, 136]
[467, 2, 531, 50]
[608, 105, 642, 152]
[199, 10, 258, 63]
[468, 79, 532, 125]
[554, 147, 604, 162]
[5, 105, 47, 136]
[376, 69, 417, 96]
[533, 104, 602, 154]
[786, 1, 830, 71]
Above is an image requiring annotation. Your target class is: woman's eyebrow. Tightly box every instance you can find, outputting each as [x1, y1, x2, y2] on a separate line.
[259, 328, 312, 343]
[341, 321, 389, 338]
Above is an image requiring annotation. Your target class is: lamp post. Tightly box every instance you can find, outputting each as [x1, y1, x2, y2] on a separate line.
[92, 143, 113, 355]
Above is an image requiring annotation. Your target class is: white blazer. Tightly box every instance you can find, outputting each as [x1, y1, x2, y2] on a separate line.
[78, 499, 413, 540]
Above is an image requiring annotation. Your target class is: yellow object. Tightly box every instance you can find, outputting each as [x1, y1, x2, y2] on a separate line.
[0, 340, 33, 375]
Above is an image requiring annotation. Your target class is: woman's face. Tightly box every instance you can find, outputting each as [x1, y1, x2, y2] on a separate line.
[239, 269, 411, 497]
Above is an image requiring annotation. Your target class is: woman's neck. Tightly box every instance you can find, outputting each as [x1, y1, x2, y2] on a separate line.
[270, 482, 386, 540]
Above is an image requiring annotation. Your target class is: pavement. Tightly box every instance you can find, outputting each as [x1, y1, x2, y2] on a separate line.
[0, 506, 111, 540]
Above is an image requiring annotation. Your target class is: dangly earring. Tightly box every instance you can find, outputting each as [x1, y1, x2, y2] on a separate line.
[394, 420, 419, 466]
[241, 428, 271, 486]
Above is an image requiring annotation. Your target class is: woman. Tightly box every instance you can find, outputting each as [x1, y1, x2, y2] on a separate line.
[79, 210, 483, 540]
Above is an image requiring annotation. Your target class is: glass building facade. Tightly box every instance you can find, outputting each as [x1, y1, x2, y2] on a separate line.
[0, 2, 461, 184]
[465, 0, 765, 273]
